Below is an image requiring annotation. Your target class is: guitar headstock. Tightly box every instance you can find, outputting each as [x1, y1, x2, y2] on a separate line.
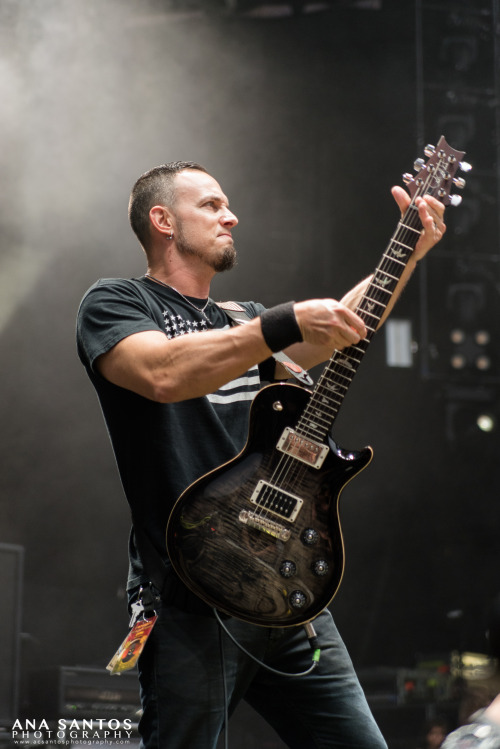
[402, 135, 471, 208]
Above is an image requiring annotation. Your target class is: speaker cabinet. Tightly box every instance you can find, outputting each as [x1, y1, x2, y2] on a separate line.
[30, 666, 141, 720]
[0, 543, 24, 727]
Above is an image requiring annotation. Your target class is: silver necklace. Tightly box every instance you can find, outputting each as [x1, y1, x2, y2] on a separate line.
[145, 274, 213, 323]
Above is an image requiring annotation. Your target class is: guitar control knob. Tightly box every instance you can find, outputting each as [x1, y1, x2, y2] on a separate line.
[312, 559, 329, 576]
[289, 590, 307, 609]
[301, 528, 319, 546]
[279, 560, 297, 578]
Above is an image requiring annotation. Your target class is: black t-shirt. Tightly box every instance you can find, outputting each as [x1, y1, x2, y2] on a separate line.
[76, 276, 273, 590]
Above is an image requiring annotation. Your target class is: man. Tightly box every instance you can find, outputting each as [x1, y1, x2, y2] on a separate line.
[77, 160, 446, 748]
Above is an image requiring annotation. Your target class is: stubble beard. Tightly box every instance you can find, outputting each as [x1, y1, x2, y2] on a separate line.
[176, 223, 237, 273]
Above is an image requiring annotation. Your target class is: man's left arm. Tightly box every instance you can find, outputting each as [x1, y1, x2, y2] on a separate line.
[276, 190, 446, 375]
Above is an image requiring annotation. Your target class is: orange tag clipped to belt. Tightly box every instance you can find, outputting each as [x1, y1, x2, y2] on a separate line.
[107, 615, 158, 675]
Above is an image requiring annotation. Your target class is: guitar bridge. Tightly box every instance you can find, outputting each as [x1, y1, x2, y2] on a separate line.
[250, 480, 303, 522]
[239, 510, 291, 541]
[277, 427, 329, 469]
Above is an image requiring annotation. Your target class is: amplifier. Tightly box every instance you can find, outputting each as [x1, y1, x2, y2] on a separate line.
[30, 666, 141, 720]
[358, 665, 451, 707]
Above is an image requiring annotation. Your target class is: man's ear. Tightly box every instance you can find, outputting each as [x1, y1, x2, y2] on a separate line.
[149, 205, 173, 235]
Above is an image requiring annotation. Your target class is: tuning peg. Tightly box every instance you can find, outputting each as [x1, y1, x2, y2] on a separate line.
[414, 158, 425, 172]
[460, 160, 472, 172]
[402, 173, 414, 185]
[450, 194, 463, 207]
[453, 177, 466, 189]
[424, 144, 436, 157]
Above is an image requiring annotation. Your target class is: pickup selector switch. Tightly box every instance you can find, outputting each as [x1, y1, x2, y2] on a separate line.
[279, 560, 297, 578]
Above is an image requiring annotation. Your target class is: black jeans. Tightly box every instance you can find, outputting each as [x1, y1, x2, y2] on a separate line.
[135, 595, 387, 749]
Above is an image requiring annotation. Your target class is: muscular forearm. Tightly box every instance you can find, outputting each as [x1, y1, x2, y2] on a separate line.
[98, 318, 272, 403]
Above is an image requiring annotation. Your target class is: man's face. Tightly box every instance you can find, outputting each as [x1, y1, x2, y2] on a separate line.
[170, 169, 238, 273]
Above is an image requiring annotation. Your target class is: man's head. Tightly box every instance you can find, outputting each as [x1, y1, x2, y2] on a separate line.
[129, 161, 238, 275]
[128, 161, 208, 252]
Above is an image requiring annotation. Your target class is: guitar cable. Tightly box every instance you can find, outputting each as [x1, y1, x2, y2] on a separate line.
[214, 609, 321, 749]
[214, 609, 321, 677]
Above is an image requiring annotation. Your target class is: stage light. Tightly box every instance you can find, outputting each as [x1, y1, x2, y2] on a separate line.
[444, 386, 498, 442]
[450, 329, 465, 345]
[477, 413, 496, 432]
[475, 330, 490, 346]
[450, 354, 466, 370]
[475, 355, 491, 372]
[442, 280, 497, 378]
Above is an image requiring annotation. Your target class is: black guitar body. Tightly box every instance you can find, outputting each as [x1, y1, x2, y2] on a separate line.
[167, 383, 373, 627]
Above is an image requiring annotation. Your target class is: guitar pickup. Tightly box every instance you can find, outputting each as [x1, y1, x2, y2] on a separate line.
[250, 480, 303, 522]
[276, 427, 329, 469]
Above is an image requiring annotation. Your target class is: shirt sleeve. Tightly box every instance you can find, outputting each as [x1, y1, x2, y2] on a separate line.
[76, 279, 163, 372]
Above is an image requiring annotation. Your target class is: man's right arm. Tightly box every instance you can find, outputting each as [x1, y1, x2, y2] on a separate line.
[96, 319, 271, 403]
[96, 297, 367, 403]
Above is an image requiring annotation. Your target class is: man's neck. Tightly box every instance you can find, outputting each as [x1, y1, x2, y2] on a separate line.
[146, 266, 213, 299]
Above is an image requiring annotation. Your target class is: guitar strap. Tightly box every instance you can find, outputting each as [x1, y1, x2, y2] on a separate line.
[217, 301, 314, 387]
[132, 521, 220, 617]
[132, 522, 169, 598]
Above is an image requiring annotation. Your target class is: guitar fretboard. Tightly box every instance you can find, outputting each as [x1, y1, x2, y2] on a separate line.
[293, 137, 464, 444]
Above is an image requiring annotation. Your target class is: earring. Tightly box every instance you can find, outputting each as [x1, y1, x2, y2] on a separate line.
[169, 232, 174, 240]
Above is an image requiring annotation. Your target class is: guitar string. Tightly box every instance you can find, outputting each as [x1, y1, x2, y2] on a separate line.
[253, 153, 449, 528]
[270, 198, 423, 480]
[267, 150, 456, 541]
[256, 173, 435, 519]
[295, 159, 442, 443]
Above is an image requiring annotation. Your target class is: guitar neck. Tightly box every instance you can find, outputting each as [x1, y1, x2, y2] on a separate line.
[291, 136, 467, 445]
[295, 205, 422, 444]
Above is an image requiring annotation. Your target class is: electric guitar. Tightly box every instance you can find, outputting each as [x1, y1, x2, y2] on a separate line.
[166, 137, 469, 627]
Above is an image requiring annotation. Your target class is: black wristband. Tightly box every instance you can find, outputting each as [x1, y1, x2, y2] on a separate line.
[260, 301, 303, 353]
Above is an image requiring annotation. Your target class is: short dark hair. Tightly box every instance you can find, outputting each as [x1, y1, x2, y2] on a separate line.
[128, 160, 208, 251]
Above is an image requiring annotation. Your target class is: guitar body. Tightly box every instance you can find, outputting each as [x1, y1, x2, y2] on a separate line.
[167, 382, 373, 627]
